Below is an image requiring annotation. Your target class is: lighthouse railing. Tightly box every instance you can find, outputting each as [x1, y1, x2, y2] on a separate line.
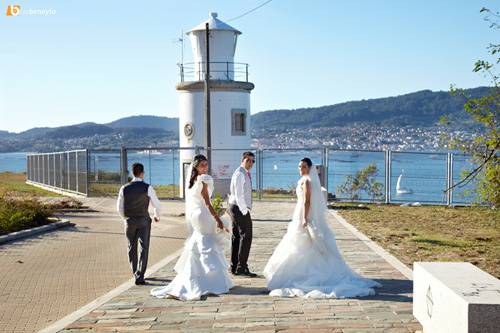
[178, 62, 249, 82]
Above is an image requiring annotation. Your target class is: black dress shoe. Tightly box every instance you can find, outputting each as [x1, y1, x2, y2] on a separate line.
[235, 268, 257, 277]
[229, 267, 236, 275]
[135, 278, 146, 285]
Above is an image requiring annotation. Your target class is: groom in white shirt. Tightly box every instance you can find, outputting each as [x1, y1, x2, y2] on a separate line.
[227, 151, 257, 277]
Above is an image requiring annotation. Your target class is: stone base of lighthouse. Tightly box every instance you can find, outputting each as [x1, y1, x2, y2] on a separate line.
[177, 80, 255, 199]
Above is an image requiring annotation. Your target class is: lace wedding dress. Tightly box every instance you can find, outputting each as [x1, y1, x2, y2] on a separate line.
[150, 173, 233, 300]
[263, 167, 381, 298]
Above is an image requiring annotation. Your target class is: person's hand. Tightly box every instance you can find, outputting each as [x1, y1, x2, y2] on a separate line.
[302, 217, 308, 228]
[154, 217, 160, 223]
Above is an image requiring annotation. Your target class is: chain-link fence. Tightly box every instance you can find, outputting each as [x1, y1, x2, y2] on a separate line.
[25, 147, 477, 205]
[26, 150, 89, 196]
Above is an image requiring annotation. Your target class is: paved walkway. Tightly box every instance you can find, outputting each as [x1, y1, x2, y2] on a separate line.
[60, 202, 422, 333]
[0, 198, 187, 333]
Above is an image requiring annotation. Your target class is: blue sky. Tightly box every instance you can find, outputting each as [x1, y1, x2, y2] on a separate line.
[0, 0, 497, 132]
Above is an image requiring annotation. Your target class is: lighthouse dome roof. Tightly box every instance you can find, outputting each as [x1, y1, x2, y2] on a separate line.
[187, 12, 241, 35]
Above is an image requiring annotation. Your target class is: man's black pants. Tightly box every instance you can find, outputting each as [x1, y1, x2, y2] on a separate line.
[228, 204, 252, 271]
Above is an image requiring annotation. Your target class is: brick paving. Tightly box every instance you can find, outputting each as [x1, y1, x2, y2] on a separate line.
[59, 201, 422, 333]
[0, 198, 187, 333]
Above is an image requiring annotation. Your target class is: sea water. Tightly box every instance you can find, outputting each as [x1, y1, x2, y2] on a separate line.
[0, 151, 476, 204]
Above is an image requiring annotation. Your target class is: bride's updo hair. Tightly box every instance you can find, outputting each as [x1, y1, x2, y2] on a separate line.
[301, 157, 313, 168]
[189, 154, 208, 189]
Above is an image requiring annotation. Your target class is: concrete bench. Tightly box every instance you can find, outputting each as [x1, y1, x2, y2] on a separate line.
[413, 262, 500, 333]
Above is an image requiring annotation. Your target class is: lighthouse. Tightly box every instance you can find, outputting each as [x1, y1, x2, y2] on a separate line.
[178, 12, 254, 197]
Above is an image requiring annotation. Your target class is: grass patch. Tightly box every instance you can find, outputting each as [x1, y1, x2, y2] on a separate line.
[333, 203, 500, 278]
[0, 197, 55, 235]
[0, 172, 60, 198]
[411, 235, 473, 248]
[89, 183, 180, 199]
[90, 183, 297, 201]
[0, 172, 82, 235]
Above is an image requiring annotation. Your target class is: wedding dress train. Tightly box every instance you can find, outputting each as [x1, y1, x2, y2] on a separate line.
[150, 174, 233, 301]
[263, 167, 381, 298]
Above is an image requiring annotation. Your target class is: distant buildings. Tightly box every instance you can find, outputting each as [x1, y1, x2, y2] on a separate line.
[251, 125, 473, 152]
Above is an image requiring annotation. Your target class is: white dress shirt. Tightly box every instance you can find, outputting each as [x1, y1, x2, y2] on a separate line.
[116, 177, 161, 221]
[229, 166, 252, 215]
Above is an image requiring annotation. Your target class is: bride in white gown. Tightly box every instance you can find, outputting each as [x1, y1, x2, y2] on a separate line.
[151, 154, 233, 301]
[263, 158, 381, 298]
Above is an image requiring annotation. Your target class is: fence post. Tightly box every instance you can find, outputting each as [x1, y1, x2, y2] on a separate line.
[171, 149, 175, 199]
[450, 153, 454, 206]
[53, 153, 56, 187]
[323, 148, 329, 196]
[86, 149, 90, 196]
[75, 151, 79, 193]
[59, 154, 62, 188]
[26, 155, 29, 182]
[42, 155, 45, 185]
[446, 152, 454, 206]
[385, 150, 392, 204]
[148, 149, 152, 185]
[67, 151, 70, 190]
[256, 149, 262, 200]
[120, 147, 128, 185]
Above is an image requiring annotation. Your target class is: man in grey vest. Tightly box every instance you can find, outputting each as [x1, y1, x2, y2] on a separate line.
[117, 163, 161, 285]
[228, 151, 257, 277]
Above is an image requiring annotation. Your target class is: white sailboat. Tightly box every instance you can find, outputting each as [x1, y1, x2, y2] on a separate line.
[396, 169, 413, 194]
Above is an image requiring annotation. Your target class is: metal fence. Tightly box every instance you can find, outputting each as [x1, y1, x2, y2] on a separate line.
[26, 150, 89, 196]
[26, 147, 478, 205]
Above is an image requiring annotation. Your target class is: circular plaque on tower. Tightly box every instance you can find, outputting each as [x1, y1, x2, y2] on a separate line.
[184, 123, 194, 139]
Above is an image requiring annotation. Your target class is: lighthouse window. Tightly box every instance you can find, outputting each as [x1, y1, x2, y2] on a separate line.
[231, 109, 247, 136]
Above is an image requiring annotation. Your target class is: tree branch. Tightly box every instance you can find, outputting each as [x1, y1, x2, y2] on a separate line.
[444, 148, 497, 192]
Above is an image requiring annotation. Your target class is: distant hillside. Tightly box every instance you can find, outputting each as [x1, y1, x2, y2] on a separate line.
[45, 123, 114, 139]
[0, 87, 491, 152]
[252, 87, 491, 130]
[0, 119, 178, 153]
[106, 115, 178, 132]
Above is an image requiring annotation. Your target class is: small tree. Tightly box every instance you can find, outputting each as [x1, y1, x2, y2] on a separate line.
[441, 7, 499, 207]
[337, 163, 384, 202]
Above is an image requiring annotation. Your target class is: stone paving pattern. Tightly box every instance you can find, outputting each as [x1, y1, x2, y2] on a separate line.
[60, 202, 422, 333]
[0, 198, 187, 333]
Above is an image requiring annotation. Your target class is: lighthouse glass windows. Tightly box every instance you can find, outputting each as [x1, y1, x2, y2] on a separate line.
[231, 109, 247, 136]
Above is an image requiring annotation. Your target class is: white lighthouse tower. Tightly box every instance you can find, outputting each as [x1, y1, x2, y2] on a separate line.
[178, 12, 254, 197]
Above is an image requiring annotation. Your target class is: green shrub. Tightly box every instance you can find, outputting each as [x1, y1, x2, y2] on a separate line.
[337, 163, 384, 202]
[0, 197, 54, 235]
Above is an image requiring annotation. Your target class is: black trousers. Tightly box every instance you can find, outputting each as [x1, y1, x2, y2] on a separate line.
[228, 204, 252, 270]
[124, 216, 152, 280]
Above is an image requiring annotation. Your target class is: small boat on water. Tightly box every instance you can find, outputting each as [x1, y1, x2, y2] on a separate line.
[137, 149, 163, 155]
[273, 164, 278, 170]
[396, 169, 413, 194]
